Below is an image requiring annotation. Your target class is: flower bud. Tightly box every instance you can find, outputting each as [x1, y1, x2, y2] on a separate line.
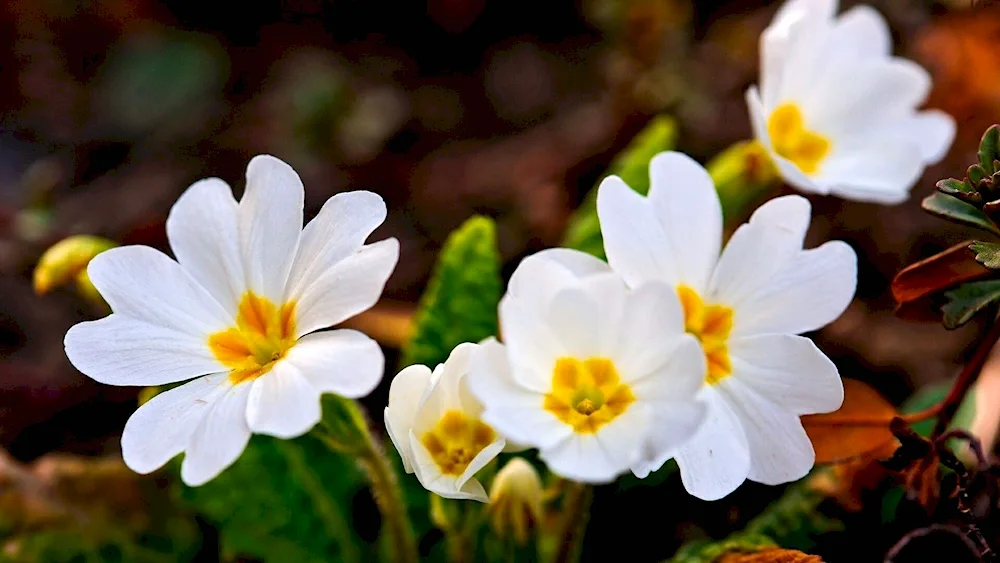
[488, 458, 543, 545]
[33, 235, 116, 300]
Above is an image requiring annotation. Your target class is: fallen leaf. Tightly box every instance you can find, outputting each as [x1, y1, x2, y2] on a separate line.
[717, 547, 822, 563]
[803, 379, 898, 464]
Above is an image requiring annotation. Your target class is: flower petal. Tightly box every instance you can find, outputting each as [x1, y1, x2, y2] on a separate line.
[613, 281, 687, 380]
[734, 240, 857, 336]
[814, 135, 924, 204]
[293, 238, 399, 337]
[65, 315, 223, 386]
[121, 373, 229, 474]
[745, 87, 821, 193]
[246, 362, 322, 439]
[455, 438, 506, 491]
[674, 390, 750, 501]
[884, 110, 956, 164]
[284, 190, 388, 300]
[498, 295, 565, 390]
[385, 364, 434, 474]
[747, 195, 811, 244]
[238, 155, 304, 302]
[709, 221, 801, 308]
[283, 329, 384, 398]
[831, 5, 891, 59]
[166, 178, 244, 315]
[730, 334, 843, 415]
[408, 431, 489, 502]
[88, 246, 231, 335]
[180, 381, 253, 486]
[719, 378, 816, 485]
[540, 421, 637, 485]
[507, 248, 611, 314]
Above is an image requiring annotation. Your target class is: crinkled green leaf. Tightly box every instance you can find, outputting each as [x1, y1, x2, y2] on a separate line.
[668, 534, 776, 563]
[970, 241, 1000, 269]
[969, 165, 987, 187]
[936, 178, 980, 203]
[401, 215, 502, 369]
[562, 116, 678, 257]
[942, 279, 1000, 329]
[922, 193, 1000, 236]
[979, 125, 1000, 174]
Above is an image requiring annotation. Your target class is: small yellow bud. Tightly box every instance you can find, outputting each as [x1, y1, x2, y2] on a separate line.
[33, 235, 117, 298]
[708, 140, 780, 221]
[488, 458, 543, 545]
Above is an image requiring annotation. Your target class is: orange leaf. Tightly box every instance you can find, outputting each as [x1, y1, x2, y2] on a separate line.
[892, 241, 992, 306]
[718, 547, 823, 563]
[803, 379, 898, 464]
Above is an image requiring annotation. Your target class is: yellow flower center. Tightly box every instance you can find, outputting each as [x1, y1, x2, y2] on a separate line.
[677, 285, 733, 386]
[208, 291, 297, 385]
[420, 410, 497, 476]
[543, 358, 635, 434]
[766, 103, 831, 175]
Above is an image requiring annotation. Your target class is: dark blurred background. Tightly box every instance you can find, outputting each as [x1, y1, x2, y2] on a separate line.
[0, 0, 999, 560]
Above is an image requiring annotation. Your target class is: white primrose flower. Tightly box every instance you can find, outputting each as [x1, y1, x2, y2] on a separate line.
[468, 248, 708, 484]
[746, 0, 955, 204]
[597, 151, 857, 500]
[384, 343, 506, 502]
[64, 155, 399, 486]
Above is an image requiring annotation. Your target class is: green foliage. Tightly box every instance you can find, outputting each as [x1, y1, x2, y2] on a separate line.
[401, 215, 503, 369]
[921, 193, 1000, 236]
[561, 116, 678, 257]
[741, 481, 843, 552]
[971, 241, 1000, 269]
[668, 534, 776, 563]
[941, 279, 1000, 329]
[176, 400, 369, 563]
[902, 379, 977, 438]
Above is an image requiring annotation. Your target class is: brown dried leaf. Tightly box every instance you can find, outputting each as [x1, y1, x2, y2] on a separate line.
[717, 547, 823, 563]
[892, 242, 992, 318]
[807, 439, 897, 512]
[803, 379, 898, 464]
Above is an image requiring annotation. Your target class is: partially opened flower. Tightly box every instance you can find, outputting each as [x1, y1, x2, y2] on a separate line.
[469, 249, 707, 484]
[64, 155, 398, 486]
[489, 457, 543, 544]
[746, 0, 955, 204]
[385, 343, 506, 502]
[597, 151, 857, 500]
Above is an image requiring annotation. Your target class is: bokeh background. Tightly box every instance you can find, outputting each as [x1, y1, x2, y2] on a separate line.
[1, 0, 999, 560]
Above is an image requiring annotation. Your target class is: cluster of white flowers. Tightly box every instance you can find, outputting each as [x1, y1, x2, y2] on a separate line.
[63, 0, 953, 501]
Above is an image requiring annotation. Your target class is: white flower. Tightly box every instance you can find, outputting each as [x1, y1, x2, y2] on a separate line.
[746, 0, 955, 204]
[384, 343, 506, 502]
[468, 248, 708, 484]
[597, 151, 857, 500]
[64, 155, 398, 486]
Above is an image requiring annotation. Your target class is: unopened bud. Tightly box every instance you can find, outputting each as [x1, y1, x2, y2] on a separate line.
[709, 140, 780, 221]
[488, 458, 543, 545]
[34, 235, 116, 300]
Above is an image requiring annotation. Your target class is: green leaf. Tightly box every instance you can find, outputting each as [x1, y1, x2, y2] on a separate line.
[936, 178, 981, 203]
[969, 164, 986, 187]
[942, 279, 1000, 329]
[922, 192, 1000, 236]
[668, 534, 776, 563]
[971, 241, 1000, 269]
[401, 215, 502, 369]
[979, 125, 1000, 174]
[561, 116, 678, 257]
[177, 408, 367, 563]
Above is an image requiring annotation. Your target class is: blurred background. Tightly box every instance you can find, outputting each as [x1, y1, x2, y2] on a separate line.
[1, 0, 999, 560]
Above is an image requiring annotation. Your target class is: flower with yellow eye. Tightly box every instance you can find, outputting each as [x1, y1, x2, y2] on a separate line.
[597, 151, 857, 500]
[64, 155, 398, 486]
[469, 248, 708, 484]
[385, 343, 507, 502]
[747, 0, 954, 204]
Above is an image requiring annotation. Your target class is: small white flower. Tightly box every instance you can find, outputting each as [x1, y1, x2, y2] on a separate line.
[597, 151, 857, 500]
[468, 248, 708, 484]
[384, 343, 506, 502]
[64, 155, 399, 486]
[746, 0, 955, 204]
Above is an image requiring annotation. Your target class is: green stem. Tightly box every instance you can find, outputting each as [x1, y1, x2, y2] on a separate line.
[552, 481, 593, 563]
[313, 400, 418, 563]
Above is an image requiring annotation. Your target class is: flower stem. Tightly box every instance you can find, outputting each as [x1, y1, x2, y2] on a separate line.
[313, 398, 418, 563]
[552, 481, 592, 563]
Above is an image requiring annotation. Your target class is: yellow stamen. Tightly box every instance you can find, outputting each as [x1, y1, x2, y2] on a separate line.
[677, 285, 734, 385]
[543, 358, 635, 434]
[767, 103, 831, 175]
[208, 291, 297, 385]
[420, 410, 497, 476]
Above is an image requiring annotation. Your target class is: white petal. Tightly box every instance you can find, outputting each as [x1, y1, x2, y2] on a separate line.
[238, 155, 304, 302]
[816, 136, 924, 204]
[246, 362, 322, 439]
[285, 190, 388, 300]
[646, 152, 723, 291]
[831, 5, 891, 59]
[730, 334, 843, 415]
[166, 178, 244, 314]
[884, 110, 956, 164]
[180, 381, 253, 486]
[547, 287, 602, 358]
[432, 342, 478, 412]
[88, 246, 231, 335]
[747, 195, 811, 244]
[674, 390, 750, 501]
[540, 408, 643, 485]
[385, 365, 434, 474]
[121, 373, 228, 474]
[629, 335, 706, 402]
[613, 282, 688, 380]
[293, 238, 399, 337]
[498, 295, 564, 390]
[719, 378, 816, 485]
[734, 240, 857, 336]
[408, 431, 489, 502]
[455, 438, 506, 491]
[507, 248, 612, 315]
[709, 222, 801, 308]
[630, 401, 706, 478]
[745, 87, 822, 193]
[283, 330, 384, 398]
[65, 315, 222, 386]
[469, 339, 571, 449]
